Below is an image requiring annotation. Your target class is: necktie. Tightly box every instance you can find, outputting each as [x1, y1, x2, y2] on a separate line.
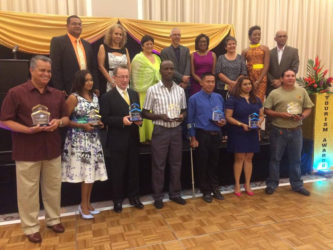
[123, 90, 130, 105]
[76, 39, 86, 70]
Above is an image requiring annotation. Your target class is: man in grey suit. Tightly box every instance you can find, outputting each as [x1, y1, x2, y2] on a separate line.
[267, 30, 299, 94]
[160, 28, 191, 90]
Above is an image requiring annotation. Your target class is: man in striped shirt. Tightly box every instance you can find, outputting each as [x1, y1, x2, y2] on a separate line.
[142, 60, 187, 209]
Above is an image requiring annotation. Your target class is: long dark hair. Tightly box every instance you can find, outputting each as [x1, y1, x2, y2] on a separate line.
[71, 70, 93, 97]
[229, 76, 258, 104]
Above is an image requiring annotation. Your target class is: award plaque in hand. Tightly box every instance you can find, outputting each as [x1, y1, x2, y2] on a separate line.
[212, 106, 224, 121]
[167, 104, 180, 120]
[31, 104, 50, 126]
[129, 103, 143, 122]
[87, 109, 102, 127]
[287, 102, 302, 115]
[248, 113, 259, 129]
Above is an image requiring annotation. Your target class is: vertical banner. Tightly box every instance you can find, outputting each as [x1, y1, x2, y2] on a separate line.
[312, 93, 333, 172]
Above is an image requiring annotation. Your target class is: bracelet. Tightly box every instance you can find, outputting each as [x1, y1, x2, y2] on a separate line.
[59, 119, 63, 127]
[237, 122, 242, 126]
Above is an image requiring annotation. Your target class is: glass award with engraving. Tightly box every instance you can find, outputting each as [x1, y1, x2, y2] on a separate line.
[287, 102, 302, 115]
[31, 104, 50, 126]
[87, 109, 101, 127]
[167, 103, 180, 120]
[248, 113, 259, 129]
[129, 103, 142, 122]
[212, 106, 224, 121]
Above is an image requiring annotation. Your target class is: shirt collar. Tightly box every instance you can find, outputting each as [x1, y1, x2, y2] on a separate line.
[27, 80, 51, 93]
[200, 89, 212, 97]
[277, 45, 286, 52]
[115, 85, 128, 95]
[67, 32, 81, 43]
[159, 80, 176, 89]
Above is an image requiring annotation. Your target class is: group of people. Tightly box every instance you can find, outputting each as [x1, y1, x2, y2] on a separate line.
[0, 14, 315, 244]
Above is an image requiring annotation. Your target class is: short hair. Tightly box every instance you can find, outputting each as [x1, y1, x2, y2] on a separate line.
[224, 36, 237, 47]
[67, 15, 81, 25]
[30, 55, 51, 70]
[104, 24, 127, 49]
[229, 76, 258, 104]
[281, 69, 296, 78]
[113, 65, 129, 76]
[195, 34, 209, 51]
[201, 72, 215, 80]
[141, 35, 154, 46]
[248, 25, 261, 37]
[71, 70, 93, 95]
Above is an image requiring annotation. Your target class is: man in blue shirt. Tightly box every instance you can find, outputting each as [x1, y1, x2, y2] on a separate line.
[187, 72, 226, 203]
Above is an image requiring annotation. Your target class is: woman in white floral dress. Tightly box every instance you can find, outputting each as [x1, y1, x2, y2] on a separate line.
[62, 70, 108, 219]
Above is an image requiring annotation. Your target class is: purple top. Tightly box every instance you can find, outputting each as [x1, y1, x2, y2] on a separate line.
[190, 51, 214, 96]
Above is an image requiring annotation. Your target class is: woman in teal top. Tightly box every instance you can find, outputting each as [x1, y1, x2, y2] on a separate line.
[131, 35, 161, 143]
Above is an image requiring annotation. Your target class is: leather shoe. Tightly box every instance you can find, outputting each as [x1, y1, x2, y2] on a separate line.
[265, 187, 275, 195]
[26, 232, 42, 243]
[113, 201, 122, 213]
[170, 196, 186, 205]
[202, 193, 213, 203]
[212, 189, 224, 200]
[47, 223, 65, 233]
[154, 200, 164, 209]
[129, 197, 144, 209]
[294, 188, 310, 196]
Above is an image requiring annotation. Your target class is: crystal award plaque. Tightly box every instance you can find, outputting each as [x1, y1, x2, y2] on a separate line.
[248, 113, 259, 129]
[167, 104, 180, 120]
[87, 109, 101, 127]
[31, 104, 50, 126]
[287, 102, 302, 115]
[129, 103, 143, 122]
[212, 106, 224, 121]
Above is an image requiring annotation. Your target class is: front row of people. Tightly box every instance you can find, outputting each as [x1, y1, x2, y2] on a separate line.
[0, 55, 313, 243]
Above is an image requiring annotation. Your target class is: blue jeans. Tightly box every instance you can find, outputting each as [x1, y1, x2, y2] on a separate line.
[266, 126, 304, 190]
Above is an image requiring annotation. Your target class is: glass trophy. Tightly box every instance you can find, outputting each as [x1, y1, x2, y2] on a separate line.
[248, 113, 259, 129]
[287, 102, 302, 115]
[129, 103, 143, 122]
[212, 106, 224, 121]
[31, 104, 50, 126]
[167, 103, 180, 120]
[87, 109, 102, 127]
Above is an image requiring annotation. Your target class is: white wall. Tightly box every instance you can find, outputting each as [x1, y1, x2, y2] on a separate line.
[91, 0, 138, 18]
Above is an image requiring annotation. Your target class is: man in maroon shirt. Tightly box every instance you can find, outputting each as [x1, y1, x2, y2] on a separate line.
[0, 55, 69, 243]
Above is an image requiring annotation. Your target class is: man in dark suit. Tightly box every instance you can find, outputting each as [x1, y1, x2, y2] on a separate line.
[267, 30, 299, 94]
[50, 15, 99, 96]
[160, 28, 191, 89]
[100, 65, 143, 213]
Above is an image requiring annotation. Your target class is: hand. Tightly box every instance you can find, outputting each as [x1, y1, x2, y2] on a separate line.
[272, 79, 281, 88]
[279, 112, 294, 119]
[134, 120, 143, 126]
[190, 137, 199, 148]
[43, 119, 61, 132]
[179, 82, 188, 89]
[28, 124, 45, 134]
[215, 119, 226, 127]
[81, 123, 94, 132]
[241, 123, 250, 132]
[174, 114, 184, 122]
[97, 120, 104, 129]
[159, 114, 172, 122]
[182, 75, 190, 83]
[229, 81, 237, 89]
[292, 114, 304, 121]
[123, 115, 133, 126]
[254, 81, 260, 89]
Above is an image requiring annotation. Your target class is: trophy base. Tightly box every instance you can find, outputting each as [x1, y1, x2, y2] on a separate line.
[33, 123, 49, 127]
[129, 118, 143, 122]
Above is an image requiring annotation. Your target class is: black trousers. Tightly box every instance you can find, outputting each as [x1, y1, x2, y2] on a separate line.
[109, 145, 140, 202]
[196, 129, 221, 193]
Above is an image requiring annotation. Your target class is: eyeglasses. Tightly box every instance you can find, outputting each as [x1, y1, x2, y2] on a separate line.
[115, 75, 129, 79]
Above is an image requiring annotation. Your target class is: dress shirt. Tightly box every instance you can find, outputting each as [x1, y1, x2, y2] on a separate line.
[187, 90, 225, 137]
[277, 45, 285, 65]
[116, 85, 130, 105]
[67, 33, 87, 69]
[173, 46, 180, 63]
[143, 80, 187, 128]
[0, 80, 67, 161]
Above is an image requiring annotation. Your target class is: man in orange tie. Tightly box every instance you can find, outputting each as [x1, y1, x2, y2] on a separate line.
[50, 15, 99, 96]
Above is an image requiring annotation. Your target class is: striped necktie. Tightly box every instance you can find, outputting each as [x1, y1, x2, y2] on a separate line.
[76, 39, 86, 70]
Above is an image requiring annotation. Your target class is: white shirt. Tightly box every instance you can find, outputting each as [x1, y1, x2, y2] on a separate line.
[277, 45, 286, 65]
[116, 85, 130, 104]
[143, 80, 187, 128]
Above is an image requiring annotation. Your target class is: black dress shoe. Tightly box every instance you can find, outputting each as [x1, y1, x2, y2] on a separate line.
[154, 200, 164, 209]
[265, 187, 275, 195]
[202, 193, 213, 203]
[129, 197, 144, 209]
[212, 189, 224, 200]
[294, 188, 310, 196]
[26, 232, 42, 243]
[113, 201, 122, 213]
[170, 197, 186, 205]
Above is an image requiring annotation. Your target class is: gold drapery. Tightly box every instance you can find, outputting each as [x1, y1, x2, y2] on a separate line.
[0, 10, 234, 54]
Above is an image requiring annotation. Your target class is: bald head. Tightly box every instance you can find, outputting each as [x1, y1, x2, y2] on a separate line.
[170, 28, 181, 47]
[275, 30, 288, 48]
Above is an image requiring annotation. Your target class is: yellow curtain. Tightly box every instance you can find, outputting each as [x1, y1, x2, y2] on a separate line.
[119, 17, 234, 53]
[0, 10, 234, 54]
[0, 11, 117, 54]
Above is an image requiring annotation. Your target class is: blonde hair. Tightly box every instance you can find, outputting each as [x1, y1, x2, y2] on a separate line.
[104, 24, 127, 48]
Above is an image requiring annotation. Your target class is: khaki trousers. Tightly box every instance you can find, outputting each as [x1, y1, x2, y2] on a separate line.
[16, 156, 61, 235]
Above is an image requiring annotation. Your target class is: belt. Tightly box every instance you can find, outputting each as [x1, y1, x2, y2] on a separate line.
[197, 128, 220, 136]
[252, 64, 264, 69]
[274, 126, 301, 131]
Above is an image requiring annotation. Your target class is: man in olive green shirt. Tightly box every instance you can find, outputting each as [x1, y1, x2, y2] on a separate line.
[264, 69, 314, 196]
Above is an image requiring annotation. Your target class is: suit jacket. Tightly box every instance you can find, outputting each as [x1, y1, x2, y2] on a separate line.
[267, 45, 299, 93]
[50, 34, 99, 94]
[160, 45, 190, 84]
[100, 88, 140, 152]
